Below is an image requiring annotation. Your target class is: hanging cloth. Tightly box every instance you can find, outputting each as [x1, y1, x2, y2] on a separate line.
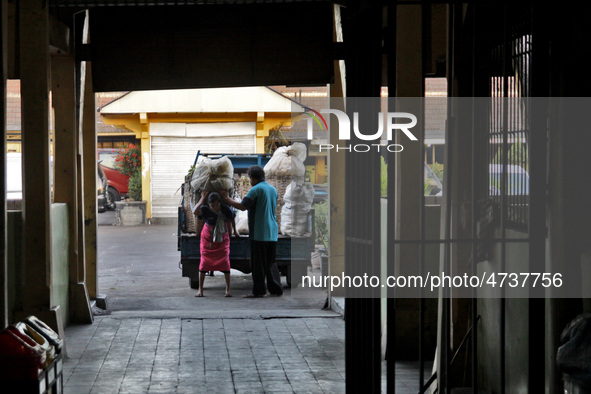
[212, 209, 228, 243]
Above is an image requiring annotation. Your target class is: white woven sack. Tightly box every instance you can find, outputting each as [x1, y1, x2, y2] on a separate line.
[210, 156, 234, 191]
[235, 208, 249, 234]
[283, 182, 315, 211]
[280, 205, 310, 236]
[289, 142, 307, 162]
[190, 156, 235, 192]
[264, 144, 307, 177]
[190, 157, 213, 191]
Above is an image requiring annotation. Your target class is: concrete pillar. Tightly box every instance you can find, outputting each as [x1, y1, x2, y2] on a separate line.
[0, 0, 8, 329]
[66, 10, 92, 324]
[439, 5, 474, 386]
[51, 53, 78, 327]
[141, 133, 151, 219]
[17, 0, 63, 335]
[393, 2, 424, 358]
[546, 97, 591, 392]
[81, 60, 97, 305]
[140, 112, 151, 219]
[341, 2, 383, 391]
[256, 112, 266, 153]
[327, 4, 346, 301]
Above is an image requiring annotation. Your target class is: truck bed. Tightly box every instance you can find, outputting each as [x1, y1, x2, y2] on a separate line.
[178, 210, 315, 288]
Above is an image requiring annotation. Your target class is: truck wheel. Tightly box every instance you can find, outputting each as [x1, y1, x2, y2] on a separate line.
[108, 187, 120, 204]
[190, 278, 200, 289]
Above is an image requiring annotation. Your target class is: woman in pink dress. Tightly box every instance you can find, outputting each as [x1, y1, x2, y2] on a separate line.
[193, 191, 239, 297]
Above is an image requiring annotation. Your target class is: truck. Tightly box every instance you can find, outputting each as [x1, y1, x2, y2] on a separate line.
[177, 153, 315, 289]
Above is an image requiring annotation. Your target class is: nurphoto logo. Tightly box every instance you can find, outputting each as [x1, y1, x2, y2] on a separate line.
[305, 108, 418, 153]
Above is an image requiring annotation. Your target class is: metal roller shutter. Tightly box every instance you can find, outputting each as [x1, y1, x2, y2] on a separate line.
[150, 122, 256, 218]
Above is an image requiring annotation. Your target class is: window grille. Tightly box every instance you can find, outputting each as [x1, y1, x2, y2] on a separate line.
[476, 7, 532, 232]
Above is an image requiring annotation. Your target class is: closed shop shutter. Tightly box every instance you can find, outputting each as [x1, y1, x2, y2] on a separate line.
[150, 122, 256, 218]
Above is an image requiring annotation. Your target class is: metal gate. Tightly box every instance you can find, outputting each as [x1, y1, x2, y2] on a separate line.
[150, 122, 256, 218]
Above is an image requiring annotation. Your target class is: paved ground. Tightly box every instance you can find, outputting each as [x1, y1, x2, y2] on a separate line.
[61, 215, 426, 393]
[94, 213, 330, 317]
[64, 317, 346, 394]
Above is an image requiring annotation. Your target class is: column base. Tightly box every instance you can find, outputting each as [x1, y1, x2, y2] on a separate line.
[69, 282, 93, 325]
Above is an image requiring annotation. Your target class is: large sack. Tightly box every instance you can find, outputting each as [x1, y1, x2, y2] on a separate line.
[190, 157, 213, 191]
[283, 182, 315, 211]
[280, 182, 314, 236]
[264, 143, 307, 177]
[210, 156, 234, 190]
[280, 205, 311, 236]
[235, 208, 249, 235]
[290, 142, 307, 162]
[190, 156, 234, 192]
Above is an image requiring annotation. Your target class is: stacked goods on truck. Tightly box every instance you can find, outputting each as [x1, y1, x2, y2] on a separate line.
[178, 148, 315, 289]
[262, 142, 310, 234]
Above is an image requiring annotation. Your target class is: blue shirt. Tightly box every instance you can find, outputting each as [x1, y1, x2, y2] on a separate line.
[242, 181, 278, 242]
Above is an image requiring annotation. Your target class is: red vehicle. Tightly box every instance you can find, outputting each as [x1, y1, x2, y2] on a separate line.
[97, 148, 130, 202]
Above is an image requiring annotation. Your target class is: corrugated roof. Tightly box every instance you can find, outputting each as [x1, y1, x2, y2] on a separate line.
[6, 81, 131, 135]
[96, 92, 133, 134]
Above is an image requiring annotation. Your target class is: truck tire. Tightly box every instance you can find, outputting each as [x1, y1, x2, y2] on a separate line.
[107, 186, 120, 204]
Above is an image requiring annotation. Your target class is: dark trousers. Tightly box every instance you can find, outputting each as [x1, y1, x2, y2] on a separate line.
[250, 241, 283, 296]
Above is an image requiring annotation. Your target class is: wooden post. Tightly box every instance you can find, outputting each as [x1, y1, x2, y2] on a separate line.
[0, 0, 8, 329]
[394, 2, 424, 358]
[68, 10, 93, 324]
[82, 60, 98, 301]
[327, 5, 346, 301]
[51, 53, 79, 327]
[17, 0, 63, 334]
[140, 112, 151, 219]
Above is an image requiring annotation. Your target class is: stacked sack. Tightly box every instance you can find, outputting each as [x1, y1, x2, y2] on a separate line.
[263, 142, 307, 231]
[280, 182, 315, 236]
[190, 156, 235, 193]
[235, 209, 249, 235]
[264, 143, 307, 178]
[181, 156, 235, 234]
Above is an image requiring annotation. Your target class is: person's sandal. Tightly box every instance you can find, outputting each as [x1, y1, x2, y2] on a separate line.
[243, 293, 265, 298]
[195, 292, 204, 297]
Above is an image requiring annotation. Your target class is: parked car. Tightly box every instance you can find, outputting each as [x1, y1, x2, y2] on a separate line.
[97, 148, 130, 202]
[97, 164, 115, 213]
[489, 164, 530, 195]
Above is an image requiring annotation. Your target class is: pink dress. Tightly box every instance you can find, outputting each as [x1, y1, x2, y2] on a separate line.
[199, 222, 231, 272]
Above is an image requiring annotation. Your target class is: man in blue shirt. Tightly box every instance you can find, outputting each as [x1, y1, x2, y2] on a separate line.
[220, 165, 283, 297]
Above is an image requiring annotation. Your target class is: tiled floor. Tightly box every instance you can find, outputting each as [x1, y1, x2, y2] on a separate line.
[63, 316, 346, 393]
[60, 222, 426, 393]
[63, 316, 430, 393]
